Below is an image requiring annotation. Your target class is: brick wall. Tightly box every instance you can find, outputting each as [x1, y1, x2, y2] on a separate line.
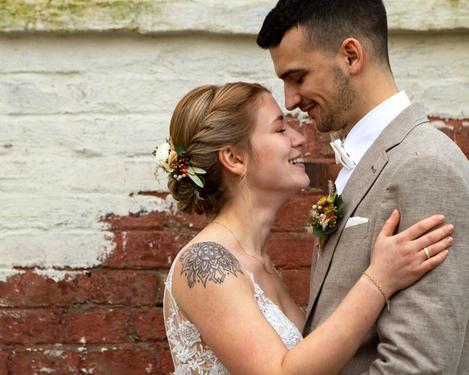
[0, 1, 468, 374]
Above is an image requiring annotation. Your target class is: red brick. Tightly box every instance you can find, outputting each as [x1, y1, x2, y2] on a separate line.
[280, 268, 311, 307]
[63, 308, 129, 344]
[273, 190, 324, 232]
[454, 123, 469, 157]
[89, 270, 160, 306]
[0, 270, 89, 307]
[82, 344, 158, 375]
[0, 349, 8, 375]
[306, 124, 336, 160]
[305, 162, 342, 191]
[104, 228, 195, 269]
[428, 116, 469, 158]
[130, 308, 166, 341]
[0, 309, 63, 345]
[156, 343, 174, 375]
[10, 347, 80, 375]
[266, 232, 313, 269]
[105, 206, 208, 232]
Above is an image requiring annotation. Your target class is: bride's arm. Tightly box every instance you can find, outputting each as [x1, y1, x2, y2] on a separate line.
[173, 211, 453, 375]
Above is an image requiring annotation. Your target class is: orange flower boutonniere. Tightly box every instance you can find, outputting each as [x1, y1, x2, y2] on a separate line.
[307, 180, 343, 249]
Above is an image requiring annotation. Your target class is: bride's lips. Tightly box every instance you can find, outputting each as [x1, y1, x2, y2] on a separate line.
[288, 156, 306, 169]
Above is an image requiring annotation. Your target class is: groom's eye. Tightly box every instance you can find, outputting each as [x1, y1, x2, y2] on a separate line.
[292, 74, 304, 84]
[296, 77, 304, 84]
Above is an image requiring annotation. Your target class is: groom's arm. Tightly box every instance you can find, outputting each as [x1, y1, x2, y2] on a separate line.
[364, 154, 469, 374]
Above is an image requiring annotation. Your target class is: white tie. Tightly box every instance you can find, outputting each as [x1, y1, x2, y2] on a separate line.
[330, 138, 356, 170]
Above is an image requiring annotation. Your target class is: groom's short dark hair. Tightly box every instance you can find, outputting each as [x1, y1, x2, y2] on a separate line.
[257, 0, 391, 68]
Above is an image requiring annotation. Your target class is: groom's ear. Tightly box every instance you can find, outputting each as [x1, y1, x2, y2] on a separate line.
[340, 38, 364, 75]
[218, 146, 247, 177]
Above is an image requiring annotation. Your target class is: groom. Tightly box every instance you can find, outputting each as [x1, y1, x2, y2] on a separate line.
[258, 0, 469, 373]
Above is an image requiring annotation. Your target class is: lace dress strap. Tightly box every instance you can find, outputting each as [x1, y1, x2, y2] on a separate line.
[164, 250, 185, 324]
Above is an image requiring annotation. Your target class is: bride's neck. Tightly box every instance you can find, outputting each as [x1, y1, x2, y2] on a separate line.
[214, 197, 279, 258]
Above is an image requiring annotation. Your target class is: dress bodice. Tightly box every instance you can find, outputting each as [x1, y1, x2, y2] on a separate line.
[163, 244, 303, 375]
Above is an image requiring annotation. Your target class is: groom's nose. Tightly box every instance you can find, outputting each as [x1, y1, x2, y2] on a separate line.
[284, 85, 301, 111]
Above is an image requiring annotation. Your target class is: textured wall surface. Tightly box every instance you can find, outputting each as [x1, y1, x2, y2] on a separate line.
[0, 1, 468, 374]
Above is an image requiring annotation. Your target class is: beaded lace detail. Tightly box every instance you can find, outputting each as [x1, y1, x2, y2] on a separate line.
[163, 247, 303, 375]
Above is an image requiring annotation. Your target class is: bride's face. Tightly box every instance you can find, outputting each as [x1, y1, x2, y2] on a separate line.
[246, 92, 310, 194]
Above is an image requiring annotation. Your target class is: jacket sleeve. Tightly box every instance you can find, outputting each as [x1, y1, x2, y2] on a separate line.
[364, 154, 469, 374]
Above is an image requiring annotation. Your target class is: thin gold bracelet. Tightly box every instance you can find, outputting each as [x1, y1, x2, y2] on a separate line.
[362, 271, 391, 312]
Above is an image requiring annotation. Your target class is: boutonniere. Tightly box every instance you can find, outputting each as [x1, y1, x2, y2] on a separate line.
[152, 138, 207, 187]
[307, 180, 343, 250]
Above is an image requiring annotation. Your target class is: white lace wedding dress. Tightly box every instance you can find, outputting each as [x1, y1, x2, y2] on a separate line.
[163, 245, 303, 375]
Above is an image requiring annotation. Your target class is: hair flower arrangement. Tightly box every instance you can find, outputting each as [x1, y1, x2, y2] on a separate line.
[307, 180, 343, 249]
[153, 139, 207, 188]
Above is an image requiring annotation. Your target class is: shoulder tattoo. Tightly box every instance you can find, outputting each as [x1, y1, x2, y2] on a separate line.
[179, 242, 244, 288]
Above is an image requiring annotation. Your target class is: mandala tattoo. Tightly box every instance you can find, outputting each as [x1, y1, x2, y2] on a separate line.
[179, 242, 244, 288]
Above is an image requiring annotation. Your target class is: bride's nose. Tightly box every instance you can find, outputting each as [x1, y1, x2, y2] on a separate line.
[290, 127, 306, 148]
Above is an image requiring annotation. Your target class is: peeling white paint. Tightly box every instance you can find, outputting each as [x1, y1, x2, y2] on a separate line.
[0, 269, 25, 283]
[39, 367, 55, 374]
[145, 363, 153, 374]
[33, 270, 85, 282]
[430, 120, 452, 130]
[43, 348, 66, 358]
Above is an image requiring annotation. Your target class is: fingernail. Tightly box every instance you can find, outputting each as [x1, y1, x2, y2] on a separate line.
[447, 224, 454, 231]
[439, 215, 445, 221]
[447, 237, 453, 242]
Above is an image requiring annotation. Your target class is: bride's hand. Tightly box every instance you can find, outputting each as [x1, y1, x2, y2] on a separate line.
[366, 210, 453, 298]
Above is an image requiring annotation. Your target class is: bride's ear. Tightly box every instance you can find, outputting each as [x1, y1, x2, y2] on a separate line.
[218, 146, 247, 177]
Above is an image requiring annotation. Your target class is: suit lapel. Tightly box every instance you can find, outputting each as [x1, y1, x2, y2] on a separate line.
[304, 103, 428, 325]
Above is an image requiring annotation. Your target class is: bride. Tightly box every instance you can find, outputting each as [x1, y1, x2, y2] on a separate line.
[158, 82, 453, 374]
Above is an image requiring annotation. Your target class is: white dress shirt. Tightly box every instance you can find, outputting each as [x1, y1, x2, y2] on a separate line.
[335, 91, 411, 194]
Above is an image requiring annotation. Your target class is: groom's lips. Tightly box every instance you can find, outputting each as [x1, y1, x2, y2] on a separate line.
[301, 103, 317, 117]
[304, 103, 318, 122]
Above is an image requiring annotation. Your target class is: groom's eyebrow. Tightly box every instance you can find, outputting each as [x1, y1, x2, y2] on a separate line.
[279, 68, 306, 80]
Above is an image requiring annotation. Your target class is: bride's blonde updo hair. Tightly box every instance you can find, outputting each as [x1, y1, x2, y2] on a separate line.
[168, 82, 269, 215]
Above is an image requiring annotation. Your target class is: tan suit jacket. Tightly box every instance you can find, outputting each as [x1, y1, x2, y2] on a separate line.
[303, 104, 469, 374]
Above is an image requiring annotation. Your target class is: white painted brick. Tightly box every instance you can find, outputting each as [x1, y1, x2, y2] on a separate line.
[390, 34, 469, 117]
[0, 0, 467, 33]
[1, 112, 169, 145]
[0, 35, 282, 115]
[384, 0, 469, 31]
[0, 191, 171, 231]
[0, 229, 115, 268]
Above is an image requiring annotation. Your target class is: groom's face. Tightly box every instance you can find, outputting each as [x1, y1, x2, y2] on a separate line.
[270, 26, 356, 133]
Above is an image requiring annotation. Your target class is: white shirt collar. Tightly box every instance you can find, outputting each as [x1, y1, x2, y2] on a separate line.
[342, 91, 411, 165]
[334, 91, 411, 194]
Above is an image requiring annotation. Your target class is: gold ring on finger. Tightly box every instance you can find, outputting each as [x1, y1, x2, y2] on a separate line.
[424, 247, 431, 260]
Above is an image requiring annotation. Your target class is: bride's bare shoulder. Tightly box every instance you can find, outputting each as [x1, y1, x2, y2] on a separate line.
[174, 241, 245, 289]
